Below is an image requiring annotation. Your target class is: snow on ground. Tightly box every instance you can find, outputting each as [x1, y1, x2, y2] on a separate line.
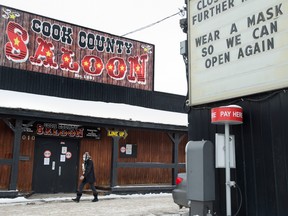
[0, 193, 189, 216]
[0, 192, 170, 205]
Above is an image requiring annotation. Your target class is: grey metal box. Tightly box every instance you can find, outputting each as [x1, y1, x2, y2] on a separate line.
[180, 40, 187, 55]
[186, 140, 215, 201]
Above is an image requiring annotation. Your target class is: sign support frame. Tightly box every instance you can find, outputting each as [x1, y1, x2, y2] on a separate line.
[225, 123, 232, 216]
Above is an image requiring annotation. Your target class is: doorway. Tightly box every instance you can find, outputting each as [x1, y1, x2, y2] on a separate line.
[33, 137, 79, 193]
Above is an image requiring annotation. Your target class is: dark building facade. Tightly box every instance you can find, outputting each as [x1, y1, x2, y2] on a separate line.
[188, 90, 288, 216]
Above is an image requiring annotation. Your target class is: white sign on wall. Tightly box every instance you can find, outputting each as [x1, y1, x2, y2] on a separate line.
[188, 0, 288, 105]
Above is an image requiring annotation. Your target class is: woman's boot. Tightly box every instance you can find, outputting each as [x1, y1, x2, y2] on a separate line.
[72, 192, 82, 203]
[92, 192, 98, 202]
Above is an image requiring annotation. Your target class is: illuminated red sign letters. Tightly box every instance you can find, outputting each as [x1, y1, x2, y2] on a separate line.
[0, 6, 154, 90]
[211, 106, 243, 125]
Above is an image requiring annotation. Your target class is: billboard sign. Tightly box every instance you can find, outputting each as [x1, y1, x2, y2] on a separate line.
[0, 5, 154, 90]
[188, 0, 288, 105]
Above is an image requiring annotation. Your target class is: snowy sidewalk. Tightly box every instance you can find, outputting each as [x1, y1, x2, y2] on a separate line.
[0, 192, 169, 205]
[0, 193, 189, 216]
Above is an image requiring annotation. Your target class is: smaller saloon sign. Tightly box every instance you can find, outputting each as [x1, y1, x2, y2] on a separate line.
[0, 5, 154, 90]
[188, 0, 288, 105]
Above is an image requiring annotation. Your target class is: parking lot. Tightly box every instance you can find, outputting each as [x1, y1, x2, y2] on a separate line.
[0, 193, 189, 216]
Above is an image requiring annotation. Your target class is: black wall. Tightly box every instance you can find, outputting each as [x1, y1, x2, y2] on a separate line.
[0, 66, 187, 113]
[188, 90, 288, 216]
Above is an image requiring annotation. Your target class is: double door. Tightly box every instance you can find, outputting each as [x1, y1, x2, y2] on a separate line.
[33, 137, 79, 193]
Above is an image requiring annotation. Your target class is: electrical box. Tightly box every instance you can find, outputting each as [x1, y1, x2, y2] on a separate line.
[186, 140, 215, 201]
[180, 40, 187, 55]
[215, 133, 236, 168]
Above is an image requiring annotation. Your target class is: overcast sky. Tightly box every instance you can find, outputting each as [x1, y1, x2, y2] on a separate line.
[0, 0, 187, 96]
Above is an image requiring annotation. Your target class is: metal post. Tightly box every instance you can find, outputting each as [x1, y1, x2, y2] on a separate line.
[225, 123, 231, 216]
[212, 105, 243, 216]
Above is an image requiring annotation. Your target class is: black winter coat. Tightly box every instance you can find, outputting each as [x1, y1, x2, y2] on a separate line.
[83, 159, 96, 184]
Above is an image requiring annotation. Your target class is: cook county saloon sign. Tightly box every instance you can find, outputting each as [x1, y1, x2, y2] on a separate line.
[23, 122, 101, 139]
[187, 0, 288, 105]
[0, 5, 154, 90]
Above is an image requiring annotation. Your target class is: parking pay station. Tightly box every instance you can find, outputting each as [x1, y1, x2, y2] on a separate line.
[186, 140, 215, 216]
[211, 105, 243, 216]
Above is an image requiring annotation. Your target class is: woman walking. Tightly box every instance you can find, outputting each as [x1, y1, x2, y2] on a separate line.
[72, 152, 98, 202]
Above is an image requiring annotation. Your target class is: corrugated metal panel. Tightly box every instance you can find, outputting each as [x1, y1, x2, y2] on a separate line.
[188, 90, 288, 216]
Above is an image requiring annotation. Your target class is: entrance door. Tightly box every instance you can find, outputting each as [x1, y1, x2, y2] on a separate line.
[33, 137, 79, 193]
